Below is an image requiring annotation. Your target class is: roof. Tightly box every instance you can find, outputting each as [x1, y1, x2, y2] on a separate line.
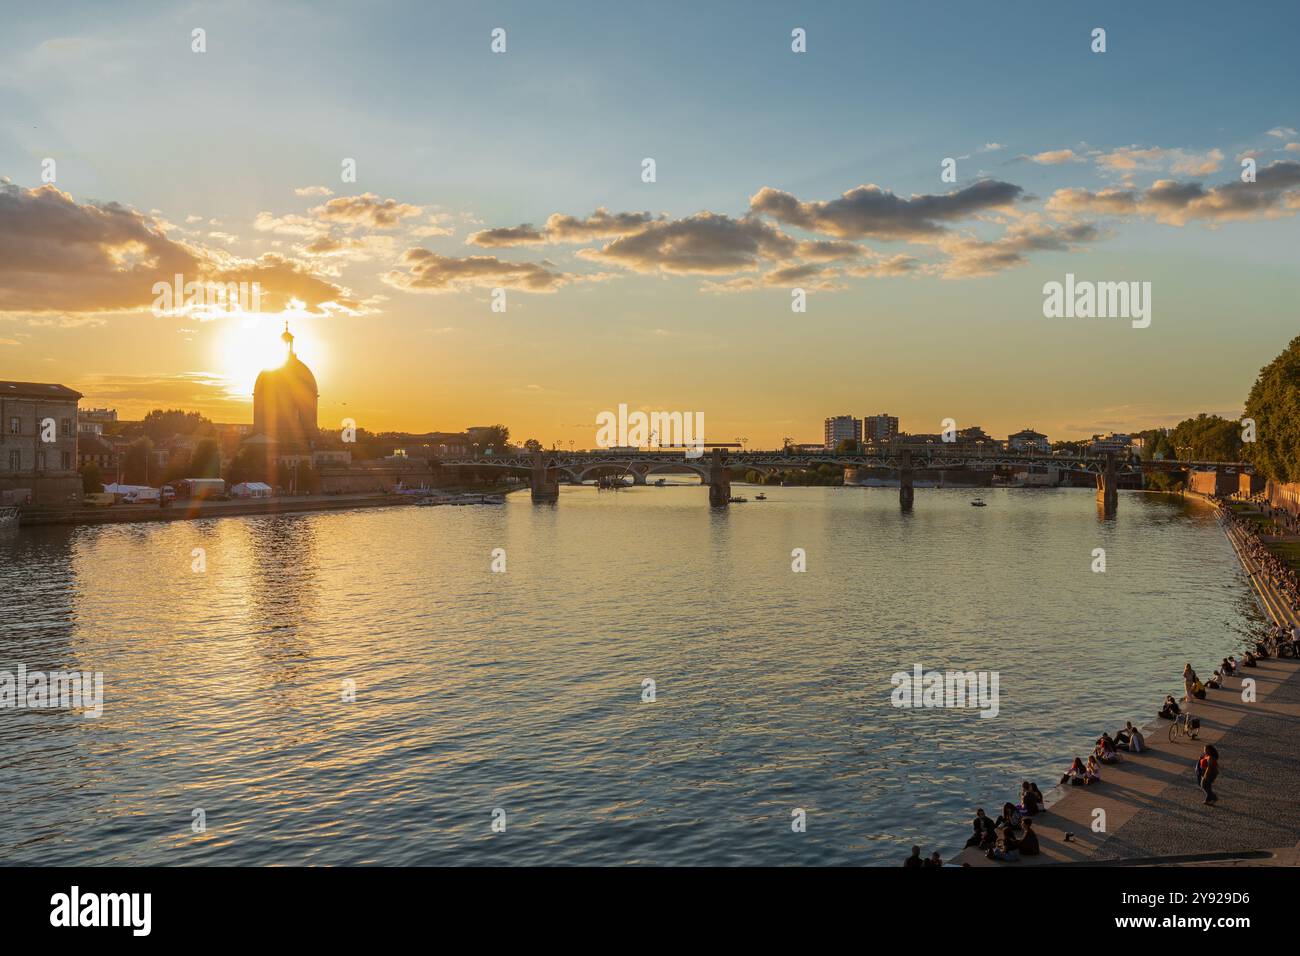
[0, 381, 83, 401]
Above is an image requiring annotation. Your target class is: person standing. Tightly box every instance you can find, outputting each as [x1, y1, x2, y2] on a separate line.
[1196, 745, 1220, 805]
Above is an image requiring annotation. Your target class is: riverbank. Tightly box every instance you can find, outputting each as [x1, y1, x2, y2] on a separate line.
[953, 496, 1300, 866]
[15, 484, 522, 527]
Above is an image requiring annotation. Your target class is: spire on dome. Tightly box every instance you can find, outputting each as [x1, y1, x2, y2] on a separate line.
[281, 321, 295, 355]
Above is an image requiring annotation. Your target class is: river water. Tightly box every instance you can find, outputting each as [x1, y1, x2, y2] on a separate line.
[0, 485, 1262, 865]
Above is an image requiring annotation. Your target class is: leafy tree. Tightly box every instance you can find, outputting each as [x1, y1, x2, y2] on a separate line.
[189, 438, 222, 478]
[123, 438, 154, 485]
[79, 462, 103, 494]
[835, 438, 860, 455]
[141, 409, 212, 442]
[523, 438, 543, 453]
[225, 445, 270, 485]
[472, 424, 510, 456]
[1169, 413, 1242, 463]
[163, 451, 191, 483]
[1243, 335, 1300, 483]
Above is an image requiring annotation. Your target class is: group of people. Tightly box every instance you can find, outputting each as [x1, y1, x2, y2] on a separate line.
[1059, 720, 1145, 788]
[902, 846, 947, 868]
[957, 781, 1045, 863]
[1221, 503, 1300, 625]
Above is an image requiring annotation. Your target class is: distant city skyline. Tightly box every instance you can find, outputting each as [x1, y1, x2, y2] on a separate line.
[2, 1, 1297, 446]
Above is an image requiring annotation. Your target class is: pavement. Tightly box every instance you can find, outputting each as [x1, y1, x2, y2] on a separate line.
[955, 502, 1300, 867]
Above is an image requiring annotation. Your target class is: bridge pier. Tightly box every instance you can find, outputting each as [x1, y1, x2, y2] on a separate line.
[531, 451, 559, 503]
[708, 448, 731, 506]
[1096, 452, 1118, 517]
[899, 449, 914, 511]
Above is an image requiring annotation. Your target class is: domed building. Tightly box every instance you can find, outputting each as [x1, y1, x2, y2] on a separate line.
[251, 322, 318, 449]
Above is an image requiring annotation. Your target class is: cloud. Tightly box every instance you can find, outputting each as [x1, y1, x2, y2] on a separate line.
[294, 185, 334, 197]
[934, 218, 1101, 278]
[72, 372, 259, 419]
[979, 143, 1006, 153]
[1093, 146, 1224, 177]
[1266, 127, 1298, 139]
[748, 180, 1023, 240]
[1046, 161, 1300, 226]
[311, 192, 422, 229]
[1029, 149, 1080, 165]
[382, 248, 575, 293]
[578, 212, 797, 274]
[845, 254, 919, 278]
[467, 207, 661, 247]
[701, 263, 844, 293]
[254, 211, 320, 236]
[0, 184, 355, 314]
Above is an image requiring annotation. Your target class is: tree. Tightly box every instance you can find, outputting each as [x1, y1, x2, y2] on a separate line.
[123, 438, 154, 485]
[225, 445, 270, 485]
[141, 409, 212, 442]
[523, 438, 543, 453]
[1244, 335, 1300, 483]
[1169, 413, 1242, 463]
[472, 424, 510, 456]
[189, 438, 222, 478]
[79, 462, 103, 494]
[835, 438, 859, 455]
[163, 449, 192, 483]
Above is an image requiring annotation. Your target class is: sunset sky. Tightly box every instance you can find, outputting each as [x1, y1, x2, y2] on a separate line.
[2, 0, 1298, 448]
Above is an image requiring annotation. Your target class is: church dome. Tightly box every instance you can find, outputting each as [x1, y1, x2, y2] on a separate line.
[251, 322, 318, 448]
[254, 352, 317, 398]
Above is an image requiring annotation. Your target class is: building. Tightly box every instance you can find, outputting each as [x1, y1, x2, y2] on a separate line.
[243, 322, 319, 475]
[863, 413, 899, 444]
[77, 434, 118, 474]
[1007, 429, 1051, 454]
[77, 407, 117, 436]
[0, 381, 83, 506]
[1089, 432, 1134, 455]
[824, 415, 862, 449]
[251, 322, 318, 448]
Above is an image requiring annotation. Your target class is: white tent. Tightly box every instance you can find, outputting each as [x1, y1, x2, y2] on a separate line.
[231, 481, 273, 498]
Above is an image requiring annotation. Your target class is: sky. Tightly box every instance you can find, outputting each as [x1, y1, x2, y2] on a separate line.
[1, 0, 1298, 448]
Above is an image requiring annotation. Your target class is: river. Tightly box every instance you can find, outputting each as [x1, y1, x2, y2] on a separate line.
[0, 485, 1262, 865]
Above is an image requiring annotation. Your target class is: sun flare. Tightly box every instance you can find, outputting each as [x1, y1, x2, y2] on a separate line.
[217, 315, 322, 399]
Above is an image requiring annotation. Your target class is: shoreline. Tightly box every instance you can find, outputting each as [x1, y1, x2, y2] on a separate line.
[14, 485, 521, 527]
[951, 494, 1300, 867]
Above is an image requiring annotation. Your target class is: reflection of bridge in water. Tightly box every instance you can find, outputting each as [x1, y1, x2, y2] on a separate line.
[438, 449, 1254, 516]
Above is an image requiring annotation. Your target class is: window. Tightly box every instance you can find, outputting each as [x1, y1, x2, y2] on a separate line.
[8, 417, 18, 435]
[8, 450, 18, 472]
[61, 451, 71, 470]
[36, 451, 45, 471]
[61, 418, 72, 437]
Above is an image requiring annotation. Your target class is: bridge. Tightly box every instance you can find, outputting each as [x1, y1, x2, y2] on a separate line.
[434, 448, 1254, 516]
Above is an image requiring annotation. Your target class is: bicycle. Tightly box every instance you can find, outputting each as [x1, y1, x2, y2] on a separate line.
[1168, 711, 1200, 743]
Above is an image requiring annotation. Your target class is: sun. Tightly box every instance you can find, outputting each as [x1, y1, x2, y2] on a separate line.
[217, 311, 320, 399]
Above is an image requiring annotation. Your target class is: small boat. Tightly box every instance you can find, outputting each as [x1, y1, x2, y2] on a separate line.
[728, 496, 748, 503]
[755, 493, 767, 500]
[971, 498, 987, 507]
[654, 478, 666, 486]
